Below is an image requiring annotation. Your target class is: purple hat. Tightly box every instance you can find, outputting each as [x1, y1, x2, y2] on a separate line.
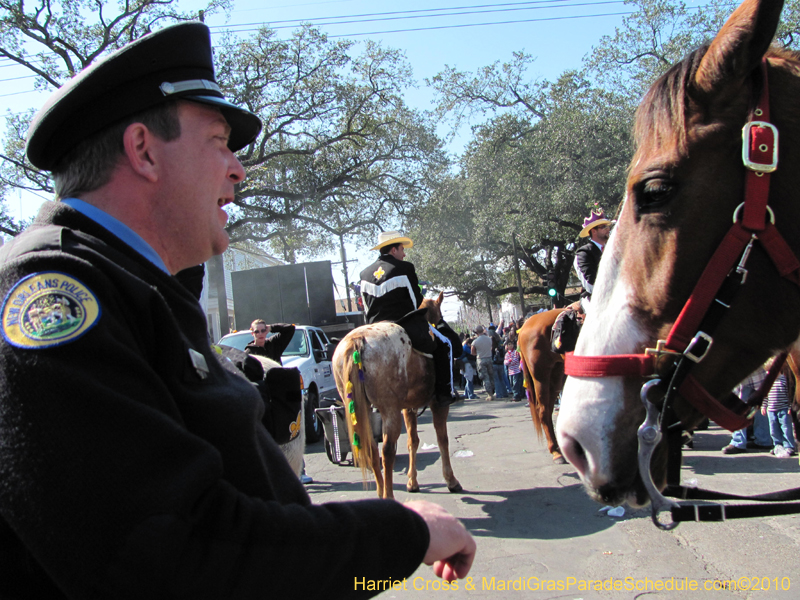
[579, 209, 612, 238]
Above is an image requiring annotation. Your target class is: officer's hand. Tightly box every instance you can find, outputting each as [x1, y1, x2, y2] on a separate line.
[405, 500, 476, 582]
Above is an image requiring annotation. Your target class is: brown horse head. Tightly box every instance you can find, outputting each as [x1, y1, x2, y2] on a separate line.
[420, 291, 444, 324]
[557, 0, 800, 507]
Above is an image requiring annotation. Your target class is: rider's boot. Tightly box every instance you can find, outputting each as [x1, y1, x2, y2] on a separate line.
[433, 338, 460, 406]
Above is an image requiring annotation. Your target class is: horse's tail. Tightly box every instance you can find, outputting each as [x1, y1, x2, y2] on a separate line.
[787, 347, 800, 409]
[519, 346, 545, 440]
[341, 336, 376, 480]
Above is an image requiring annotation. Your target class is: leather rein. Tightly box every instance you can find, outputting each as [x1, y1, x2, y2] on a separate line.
[565, 60, 800, 528]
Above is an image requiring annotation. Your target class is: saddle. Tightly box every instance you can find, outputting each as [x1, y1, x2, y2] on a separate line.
[393, 307, 437, 354]
[551, 305, 583, 354]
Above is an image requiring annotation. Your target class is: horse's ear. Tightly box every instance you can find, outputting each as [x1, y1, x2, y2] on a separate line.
[437, 291, 444, 305]
[693, 0, 783, 98]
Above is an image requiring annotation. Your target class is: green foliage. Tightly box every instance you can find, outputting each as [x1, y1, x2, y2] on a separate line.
[0, 0, 230, 232]
[422, 0, 800, 304]
[427, 50, 548, 136]
[585, 0, 800, 101]
[206, 26, 449, 262]
[1, 9, 447, 258]
[0, 0, 230, 86]
[424, 64, 631, 304]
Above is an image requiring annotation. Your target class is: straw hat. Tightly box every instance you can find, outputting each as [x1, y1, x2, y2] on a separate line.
[371, 231, 414, 251]
[579, 210, 612, 238]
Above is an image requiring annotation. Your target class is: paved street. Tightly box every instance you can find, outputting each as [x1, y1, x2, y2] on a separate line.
[304, 392, 800, 599]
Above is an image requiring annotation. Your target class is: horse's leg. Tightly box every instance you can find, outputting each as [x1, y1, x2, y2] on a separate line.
[530, 357, 565, 464]
[367, 436, 385, 499]
[430, 402, 462, 493]
[380, 415, 402, 500]
[402, 408, 420, 493]
[546, 363, 567, 464]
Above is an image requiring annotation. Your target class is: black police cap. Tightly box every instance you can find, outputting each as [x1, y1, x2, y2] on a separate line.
[26, 22, 262, 171]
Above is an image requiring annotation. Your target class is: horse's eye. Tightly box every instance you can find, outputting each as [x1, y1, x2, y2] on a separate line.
[635, 178, 675, 212]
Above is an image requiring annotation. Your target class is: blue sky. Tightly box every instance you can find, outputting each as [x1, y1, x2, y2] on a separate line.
[201, 0, 637, 312]
[205, 0, 633, 114]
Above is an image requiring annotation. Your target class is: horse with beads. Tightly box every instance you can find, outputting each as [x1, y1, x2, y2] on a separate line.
[332, 292, 462, 499]
[557, 0, 800, 525]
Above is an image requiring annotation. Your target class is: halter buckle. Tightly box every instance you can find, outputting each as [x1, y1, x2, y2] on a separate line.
[684, 332, 712, 364]
[742, 121, 778, 173]
[644, 340, 680, 377]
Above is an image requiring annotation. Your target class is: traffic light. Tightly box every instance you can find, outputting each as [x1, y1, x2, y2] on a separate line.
[545, 270, 558, 298]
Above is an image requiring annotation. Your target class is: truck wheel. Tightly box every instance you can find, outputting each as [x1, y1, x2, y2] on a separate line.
[305, 388, 323, 443]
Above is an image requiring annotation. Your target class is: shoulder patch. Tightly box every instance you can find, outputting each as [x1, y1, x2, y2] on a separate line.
[2, 272, 101, 349]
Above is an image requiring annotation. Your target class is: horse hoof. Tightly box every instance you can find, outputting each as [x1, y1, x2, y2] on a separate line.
[407, 485, 420, 493]
[553, 455, 568, 465]
[448, 483, 463, 493]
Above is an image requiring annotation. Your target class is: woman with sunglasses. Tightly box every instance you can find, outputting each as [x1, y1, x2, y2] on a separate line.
[245, 319, 296, 364]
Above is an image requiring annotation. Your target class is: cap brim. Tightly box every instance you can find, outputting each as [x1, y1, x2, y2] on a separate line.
[188, 96, 262, 152]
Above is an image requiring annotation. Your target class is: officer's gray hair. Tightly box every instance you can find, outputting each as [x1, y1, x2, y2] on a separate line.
[52, 101, 181, 200]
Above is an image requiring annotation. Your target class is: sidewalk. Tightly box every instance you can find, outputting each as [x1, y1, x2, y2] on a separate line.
[304, 394, 800, 599]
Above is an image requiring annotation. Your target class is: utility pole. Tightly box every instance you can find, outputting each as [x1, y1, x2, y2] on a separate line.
[207, 254, 229, 335]
[512, 233, 525, 318]
[480, 253, 494, 323]
[338, 235, 353, 311]
[339, 238, 350, 310]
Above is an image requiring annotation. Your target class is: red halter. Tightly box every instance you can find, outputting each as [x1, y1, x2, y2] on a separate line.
[565, 60, 800, 431]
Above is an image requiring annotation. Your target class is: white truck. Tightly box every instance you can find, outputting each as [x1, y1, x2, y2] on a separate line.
[217, 325, 339, 442]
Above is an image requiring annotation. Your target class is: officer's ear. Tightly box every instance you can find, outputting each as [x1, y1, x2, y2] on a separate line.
[122, 122, 159, 183]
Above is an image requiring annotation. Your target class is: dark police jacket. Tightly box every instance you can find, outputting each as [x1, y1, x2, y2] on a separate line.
[574, 240, 603, 298]
[0, 203, 428, 599]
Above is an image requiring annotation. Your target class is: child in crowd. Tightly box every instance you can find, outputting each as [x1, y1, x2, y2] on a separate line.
[504, 342, 525, 401]
[762, 361, 797, 458]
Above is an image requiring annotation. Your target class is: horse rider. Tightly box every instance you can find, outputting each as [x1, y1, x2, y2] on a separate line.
[0, 24, 475, 596]
[360, 231, 462, 406]
[573, 209, 612, 314]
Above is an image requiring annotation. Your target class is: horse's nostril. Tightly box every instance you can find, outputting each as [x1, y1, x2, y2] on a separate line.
[600, 489, 615, 504]
[560, 432, 589, 478]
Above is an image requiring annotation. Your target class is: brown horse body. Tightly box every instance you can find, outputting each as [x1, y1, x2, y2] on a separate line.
[331, 293, 462, 499]
[517, 308, 567, 464]
[558, 0, 800, 507]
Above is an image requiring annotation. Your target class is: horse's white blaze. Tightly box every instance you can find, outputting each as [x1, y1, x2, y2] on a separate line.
[557, 226, 651, 487]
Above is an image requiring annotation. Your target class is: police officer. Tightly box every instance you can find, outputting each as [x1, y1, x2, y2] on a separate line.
[573, 209, 612, 313]
[360, 231, 461, 405]
[0, 23, 474, 598]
